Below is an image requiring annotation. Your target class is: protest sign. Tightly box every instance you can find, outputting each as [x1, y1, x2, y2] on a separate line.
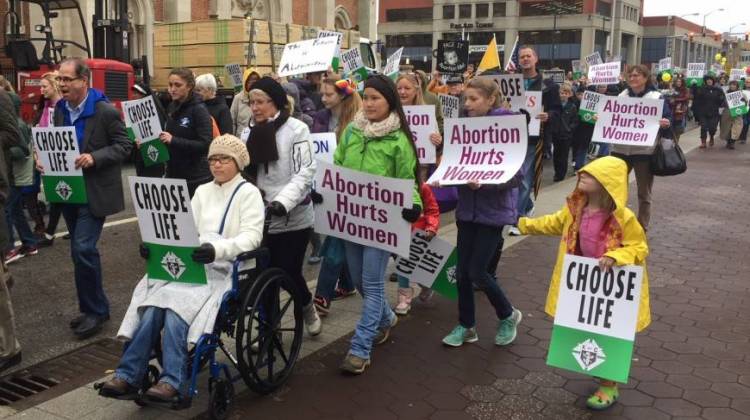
[709, 63, 723, 77]
[607, 55, 622, 64]
[317, 30, 343, 70]
[542, 69, 566, 85]
[32, 126, 88, 204]
[129, 177, 206, 284]
[383, 47, 404, 79]
[572, 59, 583, 79]
[480, 74, 525, 111]
[658, 57, 672, 75]
[523, 92, 542, 136]
[588, 62, 620, 86]
[277, 36, 339, 77]
[437, 40, 469, 75]
[313, 162, 413, 257]
[439, 94, 460, 119]
[592, 96, 664, 146]
[405, 105, 438, 164]
[686, 63, 706, 87]
[578, 91, 603, 125]
[729, 69, 746, 89]
[547, 254, 643, 383]
[341, 47, 368, 83]
[585, 51, 603, 67]
[427, 114, 528, 186]
[224, 63, 244, 93]
[726, 91, 749, 117]
[394, 230, 458, 300]
[310, 132, 337, 164]
[122, 96, 169, 167]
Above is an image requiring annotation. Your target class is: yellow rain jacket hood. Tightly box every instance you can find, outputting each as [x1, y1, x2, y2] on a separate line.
[242, 68, 260, 93]
[519, 156, 651, 331]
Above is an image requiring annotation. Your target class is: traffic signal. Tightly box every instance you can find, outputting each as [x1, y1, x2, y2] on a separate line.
[688, 32, 694, 42]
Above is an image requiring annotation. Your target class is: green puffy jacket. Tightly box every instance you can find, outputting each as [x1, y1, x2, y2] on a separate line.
[334, 119, 422, 208]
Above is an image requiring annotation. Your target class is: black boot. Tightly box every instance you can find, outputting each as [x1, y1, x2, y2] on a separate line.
[728, 139, 736, 150]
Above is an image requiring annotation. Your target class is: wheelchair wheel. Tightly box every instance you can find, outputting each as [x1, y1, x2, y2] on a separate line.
[235, 268, 303, 395]
[208, 378, 233, 420]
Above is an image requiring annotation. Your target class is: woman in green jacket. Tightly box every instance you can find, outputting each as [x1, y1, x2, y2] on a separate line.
[333, 75, 422, 374]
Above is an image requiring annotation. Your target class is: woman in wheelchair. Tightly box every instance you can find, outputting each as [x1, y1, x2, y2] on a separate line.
[100, 134, 264, 402]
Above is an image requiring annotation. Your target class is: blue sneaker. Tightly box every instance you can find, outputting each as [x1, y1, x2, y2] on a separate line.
[495, 308, 522, 346]
[442, 325, 479, 347]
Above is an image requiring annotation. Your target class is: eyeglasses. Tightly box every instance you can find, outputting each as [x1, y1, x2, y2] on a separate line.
[55, 76, 81, 84]
[208, 156, 234, 165]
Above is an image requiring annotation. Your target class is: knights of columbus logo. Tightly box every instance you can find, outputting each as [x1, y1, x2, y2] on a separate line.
[446, 266, 457, 285]
[55, 180, 73, 200]
[147, 144, 159, 162]
[572, 338, 606, 371]
[161, 251, 186, 280]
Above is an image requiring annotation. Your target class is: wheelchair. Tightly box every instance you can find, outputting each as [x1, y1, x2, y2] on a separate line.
[96, 246, 305, 420]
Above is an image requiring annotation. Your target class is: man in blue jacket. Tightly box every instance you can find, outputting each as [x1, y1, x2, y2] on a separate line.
[51, 58, 133, 339]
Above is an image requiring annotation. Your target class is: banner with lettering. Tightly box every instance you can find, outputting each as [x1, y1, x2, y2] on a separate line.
[394, 230, 458, 300]
[317, 30, 344, 70]
[341, 47, 368, 84]
[686, 63, 706, 87]
[310, 132, 337, 163]
[224, 63, 244, 93]
[122, 96, 169, 167]
[479, 74, 526, 112]
[313, 162, 413, 257]
[32, 126, 88, 204]
[383, 47, 404, 79]
[592, 96, 664, 146]
[547, 254, 643, 383]
[572, 59, 583, 80]
[523, 92, 542, 136]
[277, 36, 339, 77]
[585, 52, 603, 68]
[588, 62, 621, 86]
[658, 57, 672, 75]
[405, 105, 438, 164]
[729, 69, 746, 89]
[726, 91, 749, 117]
[578, 91, 603, 125]
[439, 94, 460, 119]
[428, 114, 527, 186]
[129, 177, 206, 284]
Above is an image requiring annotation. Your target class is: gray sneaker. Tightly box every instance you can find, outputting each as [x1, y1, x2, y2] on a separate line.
[340, 353, 370, 375]
[374, 314, 398, 346]
[303, 303, 322, 336]
[495, 308, 522, 346]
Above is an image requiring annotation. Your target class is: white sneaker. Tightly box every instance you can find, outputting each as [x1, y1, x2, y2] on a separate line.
[508, 226, 521, 236]
[394, 287, 413, 316]
[303, 303, 322, 336]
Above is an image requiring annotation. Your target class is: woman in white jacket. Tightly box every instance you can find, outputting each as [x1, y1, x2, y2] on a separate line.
[244, 77, 321, 337]
[99, 134, 264, 402]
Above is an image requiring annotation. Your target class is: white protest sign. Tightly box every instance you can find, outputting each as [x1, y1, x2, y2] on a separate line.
[572, 59, 583, 78]
[341, 47, 364, 75]
[405, 105, 438, 164]
[310, 132, 337, 164]
[313, 162, 413, 257]
[585, 52, 603, 67]
[523, 91, 542, 136]
[277, 36, 339, 77]
[542, 69, 566, 84]
[588, 62, 621, 86]
[122, 96, 161, 143]
[659, 57, 672, 72]
[224, 63, 244, 88]
[686, 63, 706, 87]
[317, 30, 343, 69]
[32, 126, 88, 204]
[578, 91, 603, 124]
[547, 254, 643, 383]
[129, 177, 206, 284]
[726, 91, 749, 117]
[428, 114, 528, 186]
[729, 69, 744, 82]
[480, 74, 525, 111]
[592, 96, 664, 146]
[383, 47, 404, 77]
[394, 230, 458, 300]
[439, 94, 460, 119]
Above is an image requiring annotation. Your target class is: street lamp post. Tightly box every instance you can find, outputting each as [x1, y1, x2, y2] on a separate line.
[729, 23, 746, 35]
[679, 13, 699, 64]
[702, 8, 725, 36]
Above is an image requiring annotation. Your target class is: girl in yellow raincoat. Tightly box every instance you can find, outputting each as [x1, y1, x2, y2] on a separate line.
[518, 155, 650, 410]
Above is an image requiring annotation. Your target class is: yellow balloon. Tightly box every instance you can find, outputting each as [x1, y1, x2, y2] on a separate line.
[662, 72, 672, 82]
[721, 57, 727, 64]
[715, 53, 723, 61]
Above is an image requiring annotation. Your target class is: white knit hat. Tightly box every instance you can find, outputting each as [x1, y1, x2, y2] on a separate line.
[208, 134, 250, 169]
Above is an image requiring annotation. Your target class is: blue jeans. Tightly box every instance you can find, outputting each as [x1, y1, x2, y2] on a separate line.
[61, 204, 109, 318]
[115, 307, 189, 393]
[314, 258, 353, 301]
[573, 145, 588, 170]
[4, 186, 37, 250]
[517, 138, 538, 217]
[456, 221, 513, 328]
[595, 142, 610, 157]
[344, 241, 395, 360]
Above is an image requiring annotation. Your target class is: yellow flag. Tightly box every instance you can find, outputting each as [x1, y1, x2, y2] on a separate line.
[478, 36, 500, 72]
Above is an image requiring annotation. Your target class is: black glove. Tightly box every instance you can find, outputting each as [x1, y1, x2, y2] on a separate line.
[310, 190, 323, 205]
[402, 205, 422, 223]
[192, 243, 216, 264]
[139, 243, 150, 260]
[268, 201, 287, 217]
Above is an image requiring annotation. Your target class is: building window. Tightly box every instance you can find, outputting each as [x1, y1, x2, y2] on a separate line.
[596, 1, 611, 17]
[443, 5, 455, 19]
[493, 2, 506, 17]
[385, 33, 433, 72]
[385, 7, 433, 22]
[476, 3, 489, 18]
[520, 0, 581, 16]
[517, 29, 582, 67]
[641, 37, 666, 63]
[459, 4, 472, 19]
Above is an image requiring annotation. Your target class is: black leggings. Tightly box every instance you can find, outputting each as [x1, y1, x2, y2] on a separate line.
[264, 227, 313, 307]
[699, 114, 719, 139]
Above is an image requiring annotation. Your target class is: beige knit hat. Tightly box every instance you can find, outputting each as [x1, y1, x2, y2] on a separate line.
[208, 134, 250, 169]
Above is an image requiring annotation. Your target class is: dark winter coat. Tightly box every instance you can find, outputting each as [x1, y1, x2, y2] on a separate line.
[691, 84, 725, 119]
[203, 96, 233, 135]
[164, 94, 213, 191]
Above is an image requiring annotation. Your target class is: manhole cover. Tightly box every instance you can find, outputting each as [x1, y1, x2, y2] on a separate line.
[0, 339, 123, 411]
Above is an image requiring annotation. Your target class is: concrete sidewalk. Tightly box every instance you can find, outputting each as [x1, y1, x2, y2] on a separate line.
[2, 128, 726, 420]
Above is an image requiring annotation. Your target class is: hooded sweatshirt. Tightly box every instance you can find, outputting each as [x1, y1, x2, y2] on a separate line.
[518, 156, 651, 331]
[230, 68, 260, 138]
